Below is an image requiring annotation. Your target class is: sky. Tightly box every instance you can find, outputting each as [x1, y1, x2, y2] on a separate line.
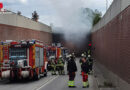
[0, 0, 113, 27]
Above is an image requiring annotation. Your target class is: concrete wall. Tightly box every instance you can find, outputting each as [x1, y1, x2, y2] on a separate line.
[0, 13, 52, 33]
[0, 13, 52, 45]
[94, 61, 130, 90]
[91, 0, 130, 89]
[92, 0, 130, 32]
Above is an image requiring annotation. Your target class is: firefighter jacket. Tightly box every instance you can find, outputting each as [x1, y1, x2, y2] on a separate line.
[81, 61, 89, 74]
[57, 60, 64, 67]
[67, 59, 77, 73]
[87, 58, 93, 65]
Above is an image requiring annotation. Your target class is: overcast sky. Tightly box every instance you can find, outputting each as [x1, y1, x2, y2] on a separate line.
[1, 0, 113, 27]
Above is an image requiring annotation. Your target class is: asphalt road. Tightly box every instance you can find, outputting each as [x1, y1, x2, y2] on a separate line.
[0, 58, 99, 90]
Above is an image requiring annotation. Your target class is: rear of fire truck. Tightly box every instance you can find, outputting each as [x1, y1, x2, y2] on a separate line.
[47, 45, 69, 71]
[0, 40, 48, 80]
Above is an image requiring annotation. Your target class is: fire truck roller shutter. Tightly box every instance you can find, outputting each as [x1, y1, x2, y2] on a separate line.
[35, 47, 40, 67]
[39, 48, 44, 67]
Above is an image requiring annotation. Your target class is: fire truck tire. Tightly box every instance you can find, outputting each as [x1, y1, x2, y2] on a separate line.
[29, 70, 34, 80]
[9, 71, 14, 81]
[44, 70, 47, 77]
[34, 72, 40, 80]
[36, 74, 40, 80]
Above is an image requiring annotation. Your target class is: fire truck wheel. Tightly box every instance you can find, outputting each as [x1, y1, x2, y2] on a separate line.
[9, 78, 14, 82]
[9, 71, 14, 82]
[29, 70, 33, 80]
[34, 72, 40, 80]
[36, 74, 40, 80]
[44, 70, 47, 77]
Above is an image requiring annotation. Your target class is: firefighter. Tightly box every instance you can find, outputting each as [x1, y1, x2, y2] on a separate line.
[80, 52, 87, 64]
[67, 56, 77, 88]
[81, 57, 89, 88]
[66, 54, 70, 62]
[79, 58, 83, 65]
[80, 53, 86, 64]
[79, 53, 86, 75]
[72, 52, 76, 59]
[57, 56, 65, 75]
[83, 52, 87, 57]
[87, 55, 93, 74]
[51, 59, 57, 75]
[88, 49, 91, 55]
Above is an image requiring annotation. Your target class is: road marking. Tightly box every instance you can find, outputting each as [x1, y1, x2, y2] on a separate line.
[35, 60, 68, 90]
[35, 76, 59, 90]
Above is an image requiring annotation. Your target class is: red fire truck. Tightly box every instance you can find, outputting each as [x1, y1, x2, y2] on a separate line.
[47, 44, 69, 61]
[50, 46, 61, 60]
[0, 40, 48, 80]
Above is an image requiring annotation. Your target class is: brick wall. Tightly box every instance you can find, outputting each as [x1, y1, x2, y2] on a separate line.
[92, 6, 130, 83]
[0, 24, 52, 45]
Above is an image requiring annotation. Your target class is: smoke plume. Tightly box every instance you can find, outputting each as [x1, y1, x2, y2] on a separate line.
[50, 0, 95, 50]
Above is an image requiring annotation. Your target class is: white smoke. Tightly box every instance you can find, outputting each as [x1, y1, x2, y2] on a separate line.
[20, 0, 27, 4]
[50, 0, 94, 44]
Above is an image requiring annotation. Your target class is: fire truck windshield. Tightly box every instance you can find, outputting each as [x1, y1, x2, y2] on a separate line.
[9, 47, 27, 61]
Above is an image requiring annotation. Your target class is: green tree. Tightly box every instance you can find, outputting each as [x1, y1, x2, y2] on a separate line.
[32, 11, 39, 22]
[17, 11, 21, 15]
[93, 10, 102, 26]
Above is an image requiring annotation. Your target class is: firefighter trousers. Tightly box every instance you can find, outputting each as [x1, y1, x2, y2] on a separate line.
[68, 72, 76, 87]
[82, 72, 89, 87]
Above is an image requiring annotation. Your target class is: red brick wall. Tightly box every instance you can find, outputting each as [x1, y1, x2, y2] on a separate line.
[92, 6, 130, 83]
[0, 24, 52, 45]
